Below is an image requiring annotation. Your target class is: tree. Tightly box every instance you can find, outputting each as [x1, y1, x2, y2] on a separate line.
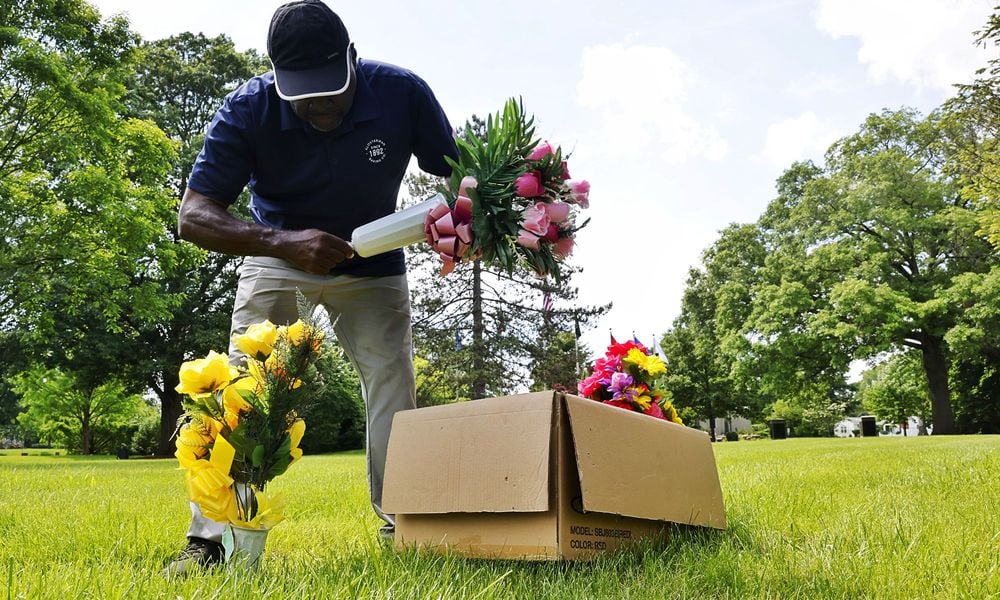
[0, 0, 183, 337]
[945, 7, 1000, 250]
[121, 33, 267, 454]
[13, 366, 144, 454]
[857, 351, 931, 433]
[943, 268, 1000, 432]
[662, 267, 740, 441]
[754, 111, 995, 434]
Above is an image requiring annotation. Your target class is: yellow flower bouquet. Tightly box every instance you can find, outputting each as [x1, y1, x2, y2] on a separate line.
[174, 316, 324, 534]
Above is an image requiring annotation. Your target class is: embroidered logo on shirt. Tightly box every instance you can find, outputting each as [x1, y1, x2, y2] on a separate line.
[365, 139, 387, 164]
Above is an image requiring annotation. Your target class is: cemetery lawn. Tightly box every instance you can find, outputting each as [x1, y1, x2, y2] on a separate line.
[1, 436, 997, 599]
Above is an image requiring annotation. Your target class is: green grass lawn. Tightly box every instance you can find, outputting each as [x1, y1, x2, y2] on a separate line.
[1, 437, 997, 599]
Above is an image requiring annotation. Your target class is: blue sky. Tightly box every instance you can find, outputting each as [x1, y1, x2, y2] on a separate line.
[90, 0, 994, 355]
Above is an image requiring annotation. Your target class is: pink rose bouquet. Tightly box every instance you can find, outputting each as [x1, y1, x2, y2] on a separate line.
[578, 336, 683, 423]
[430, 98, 590, 277]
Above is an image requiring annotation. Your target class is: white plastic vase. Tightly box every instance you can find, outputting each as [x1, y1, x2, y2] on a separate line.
[222, 524, 269, 569]
[350, 194, 447, 257]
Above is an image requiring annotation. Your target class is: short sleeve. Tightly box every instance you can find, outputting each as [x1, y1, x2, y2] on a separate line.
[187, 93, 256, 206]
[409, 76, 458, 178]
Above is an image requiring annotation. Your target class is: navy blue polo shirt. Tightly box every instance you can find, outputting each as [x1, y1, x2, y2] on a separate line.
[187, 59, 458, 277]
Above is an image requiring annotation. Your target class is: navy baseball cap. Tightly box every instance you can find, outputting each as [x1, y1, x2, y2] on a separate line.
[267, 0, 354, 101]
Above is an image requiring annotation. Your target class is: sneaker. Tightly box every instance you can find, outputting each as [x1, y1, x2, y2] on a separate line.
[163, 536, 223, 577]
[378, 524, 395, 544]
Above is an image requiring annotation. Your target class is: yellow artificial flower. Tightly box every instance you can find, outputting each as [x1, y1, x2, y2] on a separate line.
[186, 434, 237, 523]
[233, 320, 278, 359]
[282, 319, 324, 350]
[663, 402, 684, 425]
[222, 375, 257, 416]
[633, 394, 654, 411]
[229, 487, 286, 529]
[174, 422, 212, 469]
[288, 419, 306, 464]
[265, 353, 303, 389]
[176, 351, 236, 397]
[623, 347, 667, 377]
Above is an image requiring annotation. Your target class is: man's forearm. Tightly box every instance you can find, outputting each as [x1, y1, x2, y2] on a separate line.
[176, 187, 355, 274]
[177, 189, 286, 257]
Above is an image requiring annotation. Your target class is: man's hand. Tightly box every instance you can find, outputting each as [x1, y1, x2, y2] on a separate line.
[178, 188, 354, 273]
[277, 229, 355, 274]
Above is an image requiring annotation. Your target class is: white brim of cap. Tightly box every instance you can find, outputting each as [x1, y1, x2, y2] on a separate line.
[273, 43, 355, 101]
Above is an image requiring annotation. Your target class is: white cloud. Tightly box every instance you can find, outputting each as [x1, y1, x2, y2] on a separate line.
[784, 73, 847, 98]
[762, 111, 843, 167]
[815, 0, 993, 91]
[575, 43, 728, 164]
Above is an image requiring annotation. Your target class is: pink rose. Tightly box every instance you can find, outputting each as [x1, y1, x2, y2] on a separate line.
[544, 223, 560, 242]
[458, 175, 478, 197]
[515, 171, 544, 198]
[516, 229, 541, 250]
[644, 402, 665, 420]
[578, 372, 606, 398]
[520, 203, 550, 236]
[552, 235, 575, 258]
[528, 141, 554, 161]
[543, 201, 570, 223]
[565, 178, 590, 208]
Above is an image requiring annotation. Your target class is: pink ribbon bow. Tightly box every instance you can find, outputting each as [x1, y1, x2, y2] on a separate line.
[424, 177, 477, 275]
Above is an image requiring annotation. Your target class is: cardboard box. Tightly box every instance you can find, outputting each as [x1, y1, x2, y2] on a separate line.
[382, 391, 727, 560]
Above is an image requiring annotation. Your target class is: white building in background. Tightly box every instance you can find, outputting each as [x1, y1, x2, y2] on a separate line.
[834, 417, 861, 438]
[834, 416, 930, 437]
[697, 416, 752, 438]
[881, 416, 930, 436]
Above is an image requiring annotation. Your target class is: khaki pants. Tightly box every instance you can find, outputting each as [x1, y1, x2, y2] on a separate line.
[186, 257, 415, 541]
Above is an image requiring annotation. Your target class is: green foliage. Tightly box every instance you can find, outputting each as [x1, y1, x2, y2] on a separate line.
[661, 225, 767, 437]
[11, 366, 144, 454]
[742, 110, 996, 434]
[119, 31, 266, 454]
[301, 345, 365, 452]
[944, 7, 1000, 250]
[943, 267, 1000, 432]
[858, 352, 931, 425]
[129, 403, 161, 455]
[529, 329, 587, 392]
[0, 0, 185, 338]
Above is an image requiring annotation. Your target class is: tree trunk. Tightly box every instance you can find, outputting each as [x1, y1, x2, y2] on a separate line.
[157, 370, 184, 456]
[81, 413, 91, 455]
[471, 259, 486, 400]
[919, 334, 956, 434]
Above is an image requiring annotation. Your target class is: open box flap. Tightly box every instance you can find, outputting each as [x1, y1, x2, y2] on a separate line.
[562, 393, 727, 529]
[382, 392, 554, 514]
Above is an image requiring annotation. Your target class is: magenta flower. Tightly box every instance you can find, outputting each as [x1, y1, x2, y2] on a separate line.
[578, 371, 606, 397]
[595, 355, 620, 375]
[544, 224, 560, 243]
[515, 171, 544, 198]
[527, 141, 554, 161]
